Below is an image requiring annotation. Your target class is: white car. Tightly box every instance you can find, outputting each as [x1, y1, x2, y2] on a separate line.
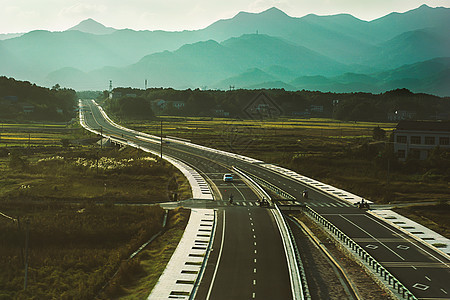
[223, 174, 234, 182]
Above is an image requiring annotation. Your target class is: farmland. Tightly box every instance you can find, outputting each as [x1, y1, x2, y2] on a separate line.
[0, 122, 191, 299]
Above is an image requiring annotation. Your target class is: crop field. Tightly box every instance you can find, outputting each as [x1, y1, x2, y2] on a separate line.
[0, 122, 192, 299]
[0, 123, 80, 147]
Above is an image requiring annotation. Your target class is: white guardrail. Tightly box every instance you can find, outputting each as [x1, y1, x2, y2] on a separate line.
[79, 100, 213, 200]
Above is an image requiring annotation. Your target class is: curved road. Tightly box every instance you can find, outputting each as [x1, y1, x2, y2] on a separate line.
[81, 100, 292, 300]
[81, 100, 450, 300]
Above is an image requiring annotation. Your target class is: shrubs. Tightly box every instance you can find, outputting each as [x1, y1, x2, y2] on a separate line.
[0, 204, 165, 299]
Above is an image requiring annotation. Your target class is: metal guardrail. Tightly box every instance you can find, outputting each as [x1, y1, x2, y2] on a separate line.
[302, 205, 418, 300]
[232, 166, 272, 204]
[245, 172, 296, 200]
[241, 168, 417, 300]
[283, 213, 311, 300]
[233, 166, 308, 300]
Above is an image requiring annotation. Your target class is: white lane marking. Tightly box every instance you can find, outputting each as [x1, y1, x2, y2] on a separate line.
[250, 217, 253, 221]
[366, 214, 450, 269]
[232, 182, 246, 202]
[412, 283, 429, 291]
[254, 268, 257, 273]
[441, 288, 448, 294]
[254, 258, 257, 263]
[249, 202, 253, 206]
[251, 222, 254, 226]
[206, 211, 226, 300]
[425, 276, 431, 281]
[253, 279, 257, 285]
[340, 215, 405, 261]
[252, 228, 255, 232]
[252, 292, 256, 299]
[254, 241, 257, 246]
[412, 266, 417, 270]
[253, 235, 256, 239]
[254, 249, 257, 254]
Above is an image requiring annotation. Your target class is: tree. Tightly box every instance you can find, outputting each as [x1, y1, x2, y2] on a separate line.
[373, 126, 386, 140]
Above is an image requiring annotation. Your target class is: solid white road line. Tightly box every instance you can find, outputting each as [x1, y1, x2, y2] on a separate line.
[341, 215, 405, 261]
[206, 211, 226, 300]
[366, 214, 450, 269]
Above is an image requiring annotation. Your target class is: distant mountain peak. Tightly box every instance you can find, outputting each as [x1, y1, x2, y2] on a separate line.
[234, 6, 290, 19]
[67, 18, 116, 35]
[260, 7, 289, 16]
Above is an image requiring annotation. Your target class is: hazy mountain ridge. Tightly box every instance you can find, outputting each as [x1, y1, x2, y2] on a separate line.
[67, 18, 117, 35]
[0, 5, 449, 95]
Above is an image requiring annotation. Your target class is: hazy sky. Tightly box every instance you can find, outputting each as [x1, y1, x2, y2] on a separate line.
[0, 0, 448, 34]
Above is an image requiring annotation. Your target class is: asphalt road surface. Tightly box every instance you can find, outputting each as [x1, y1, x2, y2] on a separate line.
[81, 100, 293, 299]
[81, 100, 450, 300]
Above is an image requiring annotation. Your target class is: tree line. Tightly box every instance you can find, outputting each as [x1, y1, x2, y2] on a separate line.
[101, 87, 449, 122]
[0, 77, 77, 122]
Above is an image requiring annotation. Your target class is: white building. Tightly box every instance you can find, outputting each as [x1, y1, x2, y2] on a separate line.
[393, 121, 450, 161]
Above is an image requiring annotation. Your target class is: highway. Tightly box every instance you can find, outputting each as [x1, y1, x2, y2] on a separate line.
[81, 100, 293, 299]
[81, 99, 450, 300]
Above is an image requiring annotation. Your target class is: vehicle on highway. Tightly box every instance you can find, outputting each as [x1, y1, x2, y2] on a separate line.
[355, 198, 370, 209]
[223, 173, 234, 182]
[259, 197, 269, 207]
[302, 189, 309, 199]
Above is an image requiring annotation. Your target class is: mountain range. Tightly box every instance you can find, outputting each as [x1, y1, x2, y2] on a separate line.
[0, 5, 449, 96]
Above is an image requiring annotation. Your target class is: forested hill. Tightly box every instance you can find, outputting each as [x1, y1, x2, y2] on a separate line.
[0, 77, 77, 122]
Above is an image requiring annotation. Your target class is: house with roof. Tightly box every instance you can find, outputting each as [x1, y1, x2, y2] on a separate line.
[392, 121, 450, 160]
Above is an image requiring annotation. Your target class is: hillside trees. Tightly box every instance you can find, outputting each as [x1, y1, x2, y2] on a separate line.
[0, 77, 76, 122]
[108, 96, 154, 120]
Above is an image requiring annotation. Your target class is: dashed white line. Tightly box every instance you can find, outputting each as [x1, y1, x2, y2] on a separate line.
[254, 249, 257, 254]
[250, 222, 254, 226]
[253, 235, 256, 239]
[254, 258, 257, 263]
[425, 276, 431, 281]
[412, 266, 417, 270]
[252, 228, 255, 232]
[252, 292, 256, 299]
[254, 268, 257, 273]
[253, 279, 257, 285]
[441, 288, 448, 294]
[254, 241, 257, 246]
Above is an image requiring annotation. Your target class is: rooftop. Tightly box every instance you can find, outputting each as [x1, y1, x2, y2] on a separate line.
[396, 121, 450, 132]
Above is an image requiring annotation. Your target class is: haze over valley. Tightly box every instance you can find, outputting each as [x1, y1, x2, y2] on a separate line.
[0, 5, 449, 95]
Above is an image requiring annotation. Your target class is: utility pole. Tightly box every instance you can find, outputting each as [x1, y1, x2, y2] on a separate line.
[160, 120, 163, 160]
[24, 219, 29, 291]
[100, 126, 103, 150]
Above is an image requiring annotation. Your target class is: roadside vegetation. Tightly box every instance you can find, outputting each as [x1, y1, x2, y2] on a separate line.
[0, 123, 192, 299]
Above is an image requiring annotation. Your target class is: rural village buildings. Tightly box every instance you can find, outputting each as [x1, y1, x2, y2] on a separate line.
[392, 121, 450, 161]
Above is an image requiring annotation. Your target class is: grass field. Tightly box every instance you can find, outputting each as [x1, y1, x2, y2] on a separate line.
[0, 122, 192, 299]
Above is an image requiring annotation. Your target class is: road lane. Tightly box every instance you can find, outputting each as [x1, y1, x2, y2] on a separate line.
[81, 99, 450, 299]
[81, 100, 293, 299]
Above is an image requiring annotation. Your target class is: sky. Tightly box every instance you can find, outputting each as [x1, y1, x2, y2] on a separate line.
[0, 0, 449, 34]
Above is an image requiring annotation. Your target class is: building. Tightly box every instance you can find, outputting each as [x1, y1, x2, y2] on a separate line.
[21, 103, 35, 113]
[393, 121, 450, 161]
[310, 105, 324, 113]
[387, 110, 417, 121]
[172, 101, 185, 109]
